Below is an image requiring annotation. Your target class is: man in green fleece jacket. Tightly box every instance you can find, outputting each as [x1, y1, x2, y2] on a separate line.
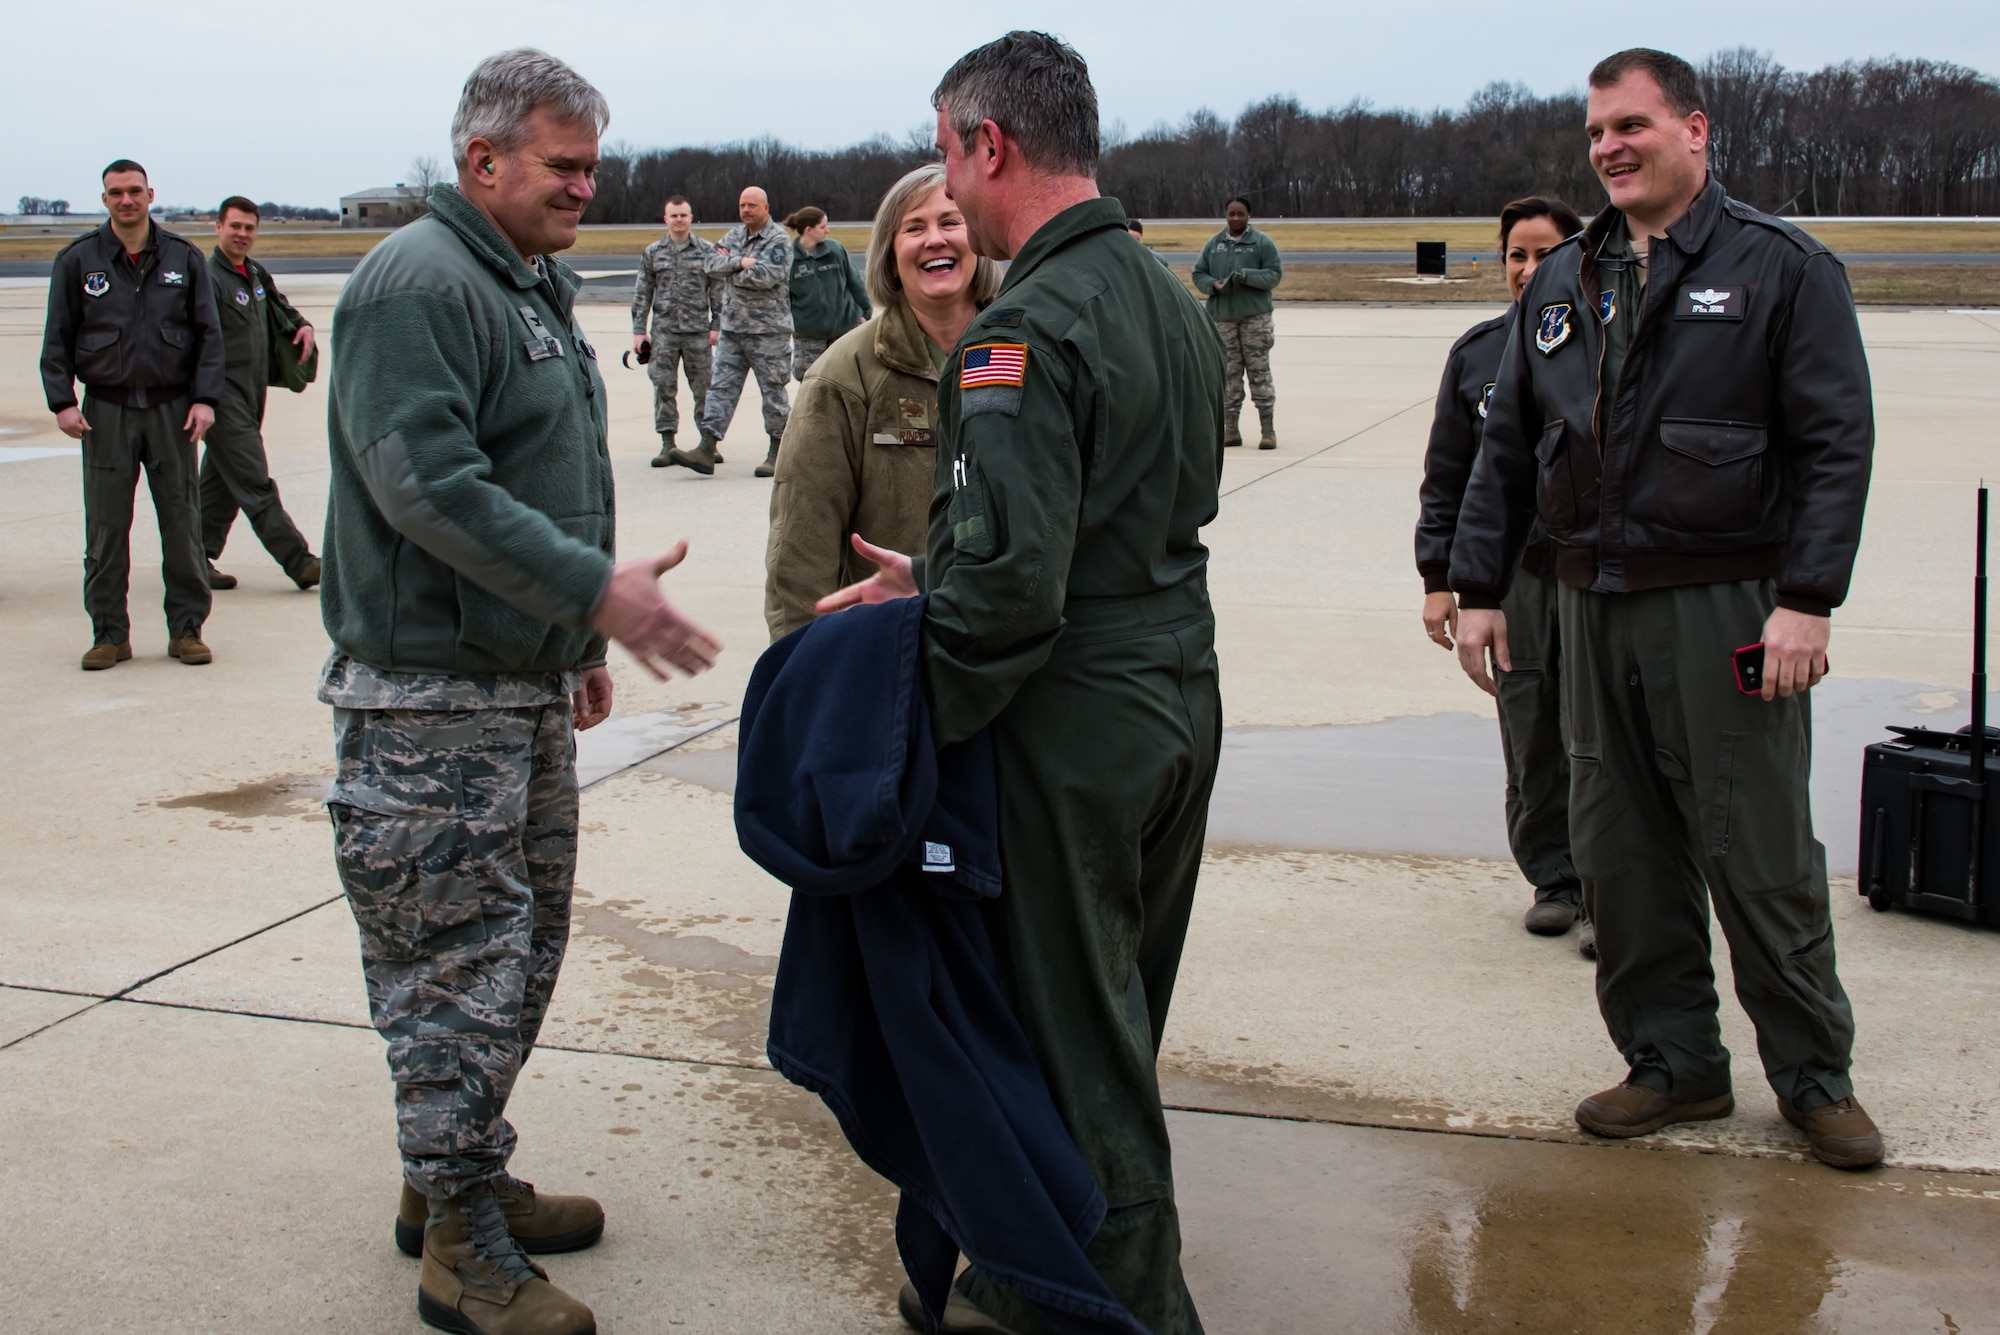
[1190, 197, 1283, 448]
[320, 49, 719, 1335]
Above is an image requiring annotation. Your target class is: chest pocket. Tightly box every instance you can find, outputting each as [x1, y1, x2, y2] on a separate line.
[1658, 419, 1767, 533]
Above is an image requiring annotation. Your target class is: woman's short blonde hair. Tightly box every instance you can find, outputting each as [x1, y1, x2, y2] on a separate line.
[864, 164, 1002, 312]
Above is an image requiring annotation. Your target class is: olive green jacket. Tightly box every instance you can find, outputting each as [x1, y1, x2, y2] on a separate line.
[765, 298, 945, 640]
[205, 248, 309, 417]
[321, 184, 614, 675]
[925, 197, 1225, 744]
[1191, 225, 1283, 320]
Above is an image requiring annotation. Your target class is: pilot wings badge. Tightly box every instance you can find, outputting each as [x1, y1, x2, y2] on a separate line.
[1535, 302, 1573, 355]
[1680, 286, 1743, 319]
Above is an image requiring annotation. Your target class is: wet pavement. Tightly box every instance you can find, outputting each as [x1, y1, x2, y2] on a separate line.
[1174, 1110, 2000, 1334]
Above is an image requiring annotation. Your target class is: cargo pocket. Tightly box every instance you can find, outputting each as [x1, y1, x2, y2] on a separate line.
[1706, 728, 1813, 892]
[1534, 419, 1576, 531]
[1658, 419, 1766, 533]
[386, 1036, 463, 1088]
[327, 767, 483, 961]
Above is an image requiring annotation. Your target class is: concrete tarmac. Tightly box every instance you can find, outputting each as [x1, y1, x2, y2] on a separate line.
[2, 276, 1998, 1332]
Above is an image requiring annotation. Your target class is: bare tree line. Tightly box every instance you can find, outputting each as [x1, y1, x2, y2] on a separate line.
[583, 49, 1999, 225]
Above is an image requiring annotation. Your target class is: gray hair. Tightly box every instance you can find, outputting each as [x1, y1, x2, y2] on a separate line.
[450, 49, 609, 168]
[932, 31, 1099, 177]
[864, 164, 1004, 312]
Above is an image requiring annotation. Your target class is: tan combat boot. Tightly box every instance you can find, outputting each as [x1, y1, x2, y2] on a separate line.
[167, 635, 212, 665]
[81, 641, 132, 671]
[418, 1183, 595, 1335]
[650, 431, 676, 468]
[755, 434, 781, 478]
[396, 1175, 605, 1258]
[666, 434, 719, 476]
[1257, 405, 1277, 450]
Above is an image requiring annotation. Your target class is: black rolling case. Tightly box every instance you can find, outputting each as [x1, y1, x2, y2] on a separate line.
[1857, 486, 1998, 925]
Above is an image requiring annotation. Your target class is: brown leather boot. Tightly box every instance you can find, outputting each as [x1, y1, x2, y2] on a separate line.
[206, 562, 238, 589]
[167, 636, 212, 665]
[80, 641, 132, 671]
[1523, 899, 1578, 935]
[417, 1183, 595, 1335]
[897, 1282, 1018, 1333]
[1575, 1082, 1733, 1138]
[1779, 1096, 1884, 1169]
[666, 436, 718, 476]
[292, 557, 322, 590]
[397, 1176, 605, 1258]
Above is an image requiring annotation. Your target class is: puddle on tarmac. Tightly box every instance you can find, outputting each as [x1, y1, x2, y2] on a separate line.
[155, 773, 328, 818]
[1171, 1110, 1999, 1334]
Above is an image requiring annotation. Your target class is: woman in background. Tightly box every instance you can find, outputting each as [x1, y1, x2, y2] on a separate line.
[763, 166, 999, 639]
[1414, 195, 1594, 956]
[785, 205, 871, 385]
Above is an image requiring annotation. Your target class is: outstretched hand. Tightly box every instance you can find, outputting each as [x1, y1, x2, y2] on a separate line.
[590, 542, 723, 680]
[814, 535, 918, 614]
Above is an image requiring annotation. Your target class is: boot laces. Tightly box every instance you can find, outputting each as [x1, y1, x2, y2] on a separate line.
[460, 1185, 537, 1286]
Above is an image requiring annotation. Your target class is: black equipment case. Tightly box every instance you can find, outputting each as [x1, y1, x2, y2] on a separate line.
[1857, 486, 1998, 925]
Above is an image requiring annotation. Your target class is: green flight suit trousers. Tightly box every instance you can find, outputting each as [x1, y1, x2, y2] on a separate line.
[200, 393, 314, 578]
[79, 393, 211, 644]
[958, 609, 1221, 1335]
[1560, 579, 1855, 1110]
[1496, 564, 1579, 903]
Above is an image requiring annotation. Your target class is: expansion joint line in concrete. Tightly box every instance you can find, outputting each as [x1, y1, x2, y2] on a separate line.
[0, 893, 343, 1052]
[1219, 396, 1431, 500]
[580, 713, 739, 791]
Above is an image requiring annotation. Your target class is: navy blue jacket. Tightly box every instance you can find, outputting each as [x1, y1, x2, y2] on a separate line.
[736, 595, 1150, 1335]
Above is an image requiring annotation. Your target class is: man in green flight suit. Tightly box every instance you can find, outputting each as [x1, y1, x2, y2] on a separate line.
[819, 30, 1225, 1335]
[201, 196, 321, 591]
[1191, 197, 1283, 449]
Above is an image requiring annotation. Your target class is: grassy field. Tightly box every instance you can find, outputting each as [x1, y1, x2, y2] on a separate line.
[9, 218, 1999, 262]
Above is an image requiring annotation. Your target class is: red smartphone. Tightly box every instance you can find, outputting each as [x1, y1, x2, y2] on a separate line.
[1732, 642, 1765, 696]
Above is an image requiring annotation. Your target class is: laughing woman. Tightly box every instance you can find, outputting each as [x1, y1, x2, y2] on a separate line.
[762, 164, 1000, 640]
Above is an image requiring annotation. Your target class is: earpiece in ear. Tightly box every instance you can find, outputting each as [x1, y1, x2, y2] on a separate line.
[483, 161, 495, 175]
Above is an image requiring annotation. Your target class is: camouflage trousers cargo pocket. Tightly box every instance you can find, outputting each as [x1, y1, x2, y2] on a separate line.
[329, 767, 487, 961]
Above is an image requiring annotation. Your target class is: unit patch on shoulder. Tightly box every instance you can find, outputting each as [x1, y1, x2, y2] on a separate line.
[1678, 286, 1744, 320]
[1535, 303, 1573, 355]
[1598, 289, 1616, 323]
[160, 270, 185, 286]
[1477, 382, 1495, 419]
[82, 272, 109, 298]
[234, 288, 251, 307]
[959, 342, 1028, 418]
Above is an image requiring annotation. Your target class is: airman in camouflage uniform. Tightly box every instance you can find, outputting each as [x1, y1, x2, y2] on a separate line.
[668, 186, 794, 477]
[1191, 198, 1284, 448]
[632, 196, 723, 465]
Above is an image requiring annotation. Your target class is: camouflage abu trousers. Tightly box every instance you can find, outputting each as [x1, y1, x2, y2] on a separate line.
[699, 330, 792, 442]
[791, 334, 835, 382]
[1214, 312, 1276, 429]
[328, 697, 578, 1200]
[648, 330, 713, 436]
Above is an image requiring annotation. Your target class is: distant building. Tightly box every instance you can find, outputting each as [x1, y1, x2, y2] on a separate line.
[339, 185, 429, 229]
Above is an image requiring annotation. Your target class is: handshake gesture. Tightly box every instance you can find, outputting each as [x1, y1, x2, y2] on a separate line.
[591, 541, 723, 680]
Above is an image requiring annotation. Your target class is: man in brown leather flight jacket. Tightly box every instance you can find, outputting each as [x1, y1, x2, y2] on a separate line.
[1450, 48, 1882, 1170]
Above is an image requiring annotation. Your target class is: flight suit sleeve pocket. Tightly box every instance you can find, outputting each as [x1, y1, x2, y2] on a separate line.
[946, 472, 997, 561]
[327, 767, 485, 961]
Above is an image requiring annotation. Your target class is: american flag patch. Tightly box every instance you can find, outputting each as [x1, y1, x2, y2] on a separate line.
[961, 342, 1027, 388]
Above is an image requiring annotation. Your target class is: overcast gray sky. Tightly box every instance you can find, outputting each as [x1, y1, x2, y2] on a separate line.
[8, 0, 1995, 212]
